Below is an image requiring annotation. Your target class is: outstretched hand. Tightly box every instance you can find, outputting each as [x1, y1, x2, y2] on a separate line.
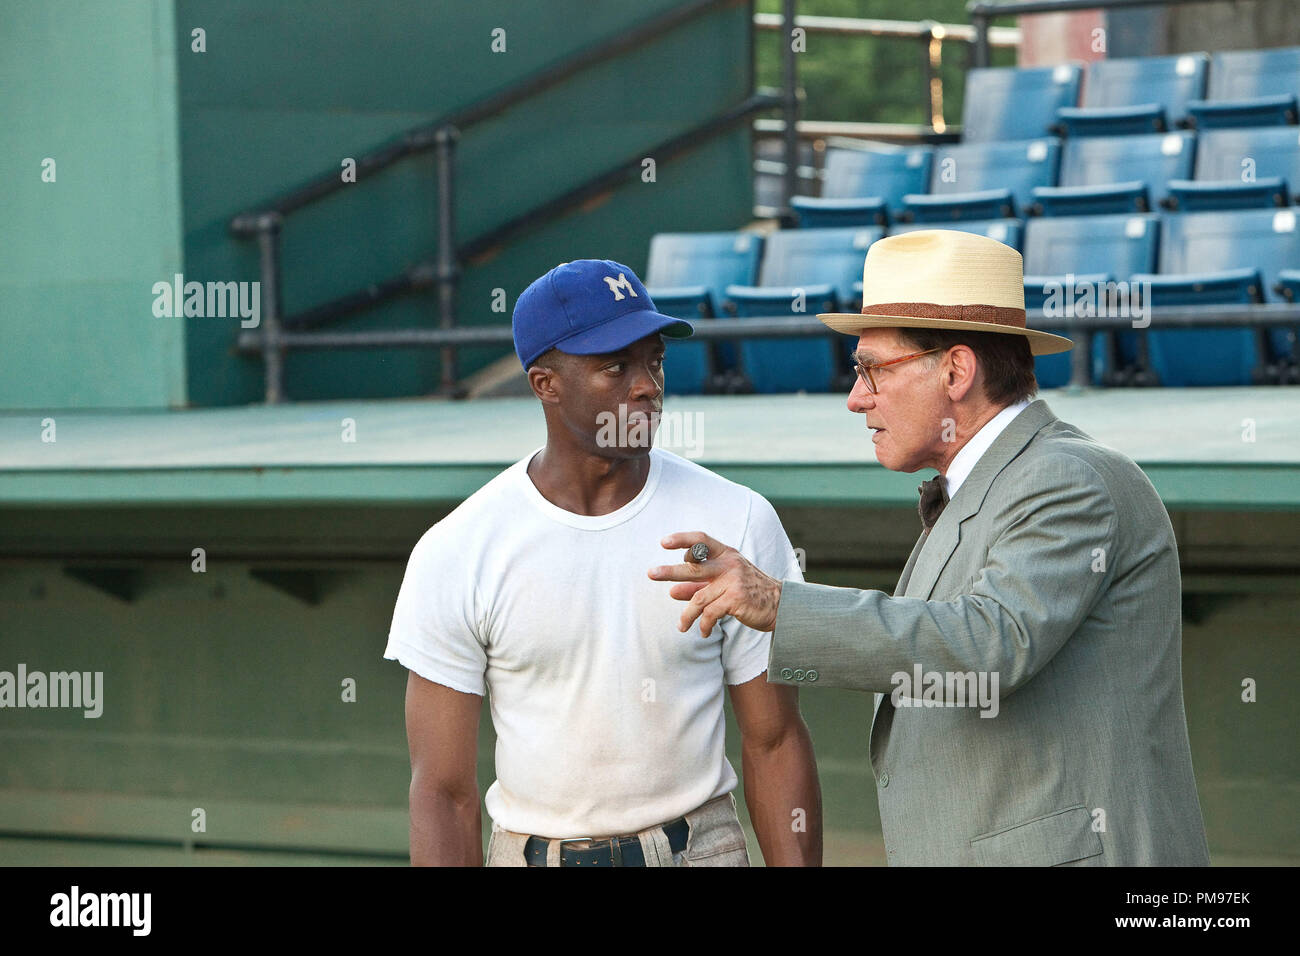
[648, 532, 783, 638]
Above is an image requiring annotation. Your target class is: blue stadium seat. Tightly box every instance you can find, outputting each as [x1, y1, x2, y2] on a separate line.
[1167, 126, 1300, 210]
[1131, 267, 1263, 386]
[962, 64, 1082, 142]
[645, 232, 764, 394]
[1136, 267, 1261, 306]
[1276, 268, 1300, 301]
[791, 143, 932, 226]
[1023, 273, 1110, 387]
[903, 138, 1060, 222]
[648, 287, 717, 396]
[1188, 47, 1300, 128]
[724, 227, 882, 393]
[1141, 208, 1300, 385]
[1023, 213, 1161, 386]
[1275, 269, 1300, 378]
[790, 196, 887, 229]
[1055, 53, 1209, 136]
[1031, 131, 1194, 216]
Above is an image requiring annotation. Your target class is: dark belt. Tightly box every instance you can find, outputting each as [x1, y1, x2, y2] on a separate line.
[524, 817, 690, 867]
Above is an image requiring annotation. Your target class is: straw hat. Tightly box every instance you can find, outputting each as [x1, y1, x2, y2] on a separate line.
[818, 229, 1073, 355]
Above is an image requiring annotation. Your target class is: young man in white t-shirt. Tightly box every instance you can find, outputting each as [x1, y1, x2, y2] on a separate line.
[385, 258, 822, 867]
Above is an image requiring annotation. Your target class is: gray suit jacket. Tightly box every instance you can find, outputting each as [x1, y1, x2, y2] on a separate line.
[769, 399, 1210, 865]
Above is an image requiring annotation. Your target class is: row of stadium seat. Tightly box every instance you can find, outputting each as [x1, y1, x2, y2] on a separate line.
[792, 126, 1300, 226]
[962, 46, 1300, 143]
[646, 210, 1300, 395]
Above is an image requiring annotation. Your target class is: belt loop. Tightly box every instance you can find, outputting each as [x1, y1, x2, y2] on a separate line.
[545, 838, 562, 868]
[637, 822, 673, 866]
[609, 837, 623, 867]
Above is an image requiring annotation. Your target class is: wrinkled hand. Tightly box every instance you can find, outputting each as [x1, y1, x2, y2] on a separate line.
[648, 532, 783, 638]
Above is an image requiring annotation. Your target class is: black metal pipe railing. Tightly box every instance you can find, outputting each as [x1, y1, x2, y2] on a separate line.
[229, 0, 751, 402]
[434, 126, 460, 394]
[969, 0, 1209, 69]
[257, 93, 776, 339]
[779, 0, 800, 226]
[238, 304, 1300, 392]
[255, 215, 285, 405]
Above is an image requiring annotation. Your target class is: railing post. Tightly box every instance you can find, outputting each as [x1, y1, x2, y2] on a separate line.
[780, 0, 800, 225]
[930, 22, 948, 132]
[920, 21, 936, 128]
[256, 213, 286, 404]
[434, 125, 462, 396]
[971, 5, 991, 69]
[1069, 328, 1092, 389]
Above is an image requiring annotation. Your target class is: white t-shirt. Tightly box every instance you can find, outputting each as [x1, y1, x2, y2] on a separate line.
[384, 446, 804, 839]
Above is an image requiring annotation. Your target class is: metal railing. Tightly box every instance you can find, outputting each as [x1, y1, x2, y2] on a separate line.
[755, 11, 1020, 136]
[230, 0, 764, 403]
[232, 94, 776, 347]
[1048, 304, 1300, 387]
[244, 304, 1300, 390]
[230, 0, 1300, 402]
[750, 9, 1020, 217]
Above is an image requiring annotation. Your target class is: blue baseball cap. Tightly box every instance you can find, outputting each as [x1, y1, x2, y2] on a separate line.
[512, 259, 693, 370]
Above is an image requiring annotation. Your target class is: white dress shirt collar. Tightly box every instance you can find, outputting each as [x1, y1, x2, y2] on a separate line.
[941, 399, 1031, 499]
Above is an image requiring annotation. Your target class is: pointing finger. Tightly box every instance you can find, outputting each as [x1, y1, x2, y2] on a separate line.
[648, 561, 720, 582]
[659, 531, 707, 551]
[660, 531, 727, 556]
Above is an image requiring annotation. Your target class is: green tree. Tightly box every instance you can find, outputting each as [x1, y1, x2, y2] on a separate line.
[755, 0, 1016, 126]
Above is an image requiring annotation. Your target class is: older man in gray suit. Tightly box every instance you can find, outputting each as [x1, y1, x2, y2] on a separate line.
[650, 230, 1210, 866]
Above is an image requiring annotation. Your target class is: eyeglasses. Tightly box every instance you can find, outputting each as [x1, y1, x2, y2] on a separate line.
[852, 348, 943, 394]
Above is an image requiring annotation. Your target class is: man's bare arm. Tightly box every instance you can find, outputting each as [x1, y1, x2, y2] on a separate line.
[728, 674, 822, 866]
[405, 670, 483, 866]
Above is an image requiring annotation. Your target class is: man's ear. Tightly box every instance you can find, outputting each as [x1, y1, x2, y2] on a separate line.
[944, 344, 980, 402]
[528, 363, 562, 405]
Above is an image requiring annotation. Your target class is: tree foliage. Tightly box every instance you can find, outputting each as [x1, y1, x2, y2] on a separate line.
[755, 0, 1016, 125]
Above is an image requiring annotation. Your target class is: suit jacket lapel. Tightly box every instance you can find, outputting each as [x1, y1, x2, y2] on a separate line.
[904, 399, 1058, 601]
[872, 402, 1056, 741]
[871, 401, 1059, 755]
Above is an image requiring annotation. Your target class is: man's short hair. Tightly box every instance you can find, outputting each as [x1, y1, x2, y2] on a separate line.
[529, 348, 571, 373]
[896, 327, 1038, 406]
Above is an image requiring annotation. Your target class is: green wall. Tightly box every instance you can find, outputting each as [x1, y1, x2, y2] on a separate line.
[0, 0, 754, 411]
[0, 0, 186, 410]
[1, 505, 1294, 865]
[175, 0, 755, 406]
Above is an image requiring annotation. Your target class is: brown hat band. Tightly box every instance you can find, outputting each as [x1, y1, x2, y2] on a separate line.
[862, 301, 1026, 328]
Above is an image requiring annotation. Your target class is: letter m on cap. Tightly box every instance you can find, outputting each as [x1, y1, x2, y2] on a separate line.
[603, 273, 638, 301]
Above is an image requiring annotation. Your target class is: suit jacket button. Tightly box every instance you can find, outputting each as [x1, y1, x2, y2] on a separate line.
[779, 667, 793, 680]
[806, 669, 819, 682]
[793, 669, 805, 681]
[879, 771, 890, 788]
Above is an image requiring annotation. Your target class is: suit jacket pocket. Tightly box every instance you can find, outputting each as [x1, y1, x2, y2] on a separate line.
[970, 805, 1103, 867]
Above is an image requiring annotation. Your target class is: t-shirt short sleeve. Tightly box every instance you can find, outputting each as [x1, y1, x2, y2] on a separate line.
[383, 524, 488, 697]
[720, 491, 806, 686]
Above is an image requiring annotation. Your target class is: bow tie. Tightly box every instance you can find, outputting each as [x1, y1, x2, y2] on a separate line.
[918, 477, 949, 531]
